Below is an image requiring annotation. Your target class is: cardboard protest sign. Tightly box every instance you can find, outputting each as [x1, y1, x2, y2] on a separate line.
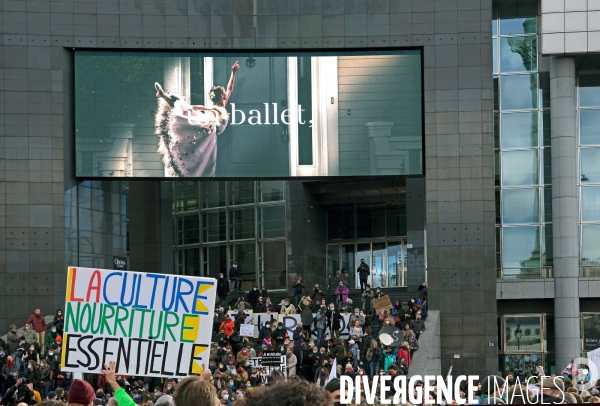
[239, 324, 255, 337]
[372, 295, 393, 312]
[61, 267, 216, 377]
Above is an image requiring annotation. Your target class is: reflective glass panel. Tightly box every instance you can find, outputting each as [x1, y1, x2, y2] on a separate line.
[387, 205, 407, 237]
[542, 149, 552, 185]
[502, 226, 540, 270]
[541, 111, 551, 147]
[177, 214, 200, 245]
[502, 354, 543, 375]
[327, 244, 340, 282]
[387, 241, 406, 287]
[202, 211, 226, 242]
[178, 248, 200, 276]
[341, 244, 356, 288]
[505, 315, 542, 351]
[498, 0, 537, 35]
[580, 110, 600, 145]
[581, 225, 600, 265]
[539, 73, 550, 109]
[202, 182, 226, 209]
[231, 242, 256, 289]
[203, 245, 227, 278]
[502, 188, 539, 224]
[542, 224, 553, 267]
[229, 207, 255, 240]
[580, 75, 600, 107]
[328, 206, 355, 240]
[581, 148, 600, 183]
[174, 182, 198, 212]
[500, 74, 538, 111]
[582, 187, 600, 222]
[357, 205, 386, 239]
[500, 112, 538, 148]
[260, 181, 285, 202]
[372, 242, 386, 288]
[493, 38, 499, 75]
[261, 240, 286, 291]
[502, 150, 538, 186]
[543, 187, 552, 223]
[500, 37, 537, 73]
[259, 205, 285, 239]
[228, 181, 255, 205]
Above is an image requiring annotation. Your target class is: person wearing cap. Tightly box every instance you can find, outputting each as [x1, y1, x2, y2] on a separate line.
[46, 391, 58, 401]
[66, 378, 96, 406]
[325, 378, 349, 406]
[537, 375, 566, 404]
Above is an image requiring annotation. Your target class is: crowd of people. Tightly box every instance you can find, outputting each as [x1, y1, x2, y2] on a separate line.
[3, 273, 600, 406]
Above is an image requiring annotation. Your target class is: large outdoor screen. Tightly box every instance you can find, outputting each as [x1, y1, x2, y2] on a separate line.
[75, 50, 423, 178]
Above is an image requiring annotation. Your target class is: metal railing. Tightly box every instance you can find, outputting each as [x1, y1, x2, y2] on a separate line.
[498, 266, 553, 280]
[580, 267, 600, 277]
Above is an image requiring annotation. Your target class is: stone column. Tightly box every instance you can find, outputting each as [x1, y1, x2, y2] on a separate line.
[550, 56, 580, 370]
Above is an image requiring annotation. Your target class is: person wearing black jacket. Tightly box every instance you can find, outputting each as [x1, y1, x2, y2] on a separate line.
[217, 272, 230, 303]
[1, 378, 34, 406]
[326, 305, 343, 339]
[246, 286, 260, 308]
[272, 323, 288, 350]
[228, 262, 241, 291]
[357, 259, 370, 293]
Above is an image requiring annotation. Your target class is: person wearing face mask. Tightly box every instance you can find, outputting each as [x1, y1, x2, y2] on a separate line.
[217, 272, 230, 304]
[314, 305, 327, 347]
[278, 298, 296, 315]
[272, 322, 288, 349]
[254, 296, 267, 312]
[246, 285, 260, 308]
[356, 259, 371, 293]
[326, 304, 342, 339]
[44, 326, 59, 357]
[348, 308, 365, 330]
[53, 309, 64, 335]
[373, 287, 384, 298]
[285, 346, 297, 377]
[228, 261, 242, 292]
[219, 388, 233, 406]
[334, 282, 349, 310]
[410, 313, 426, 340]
[21, 323, 39, 350]
[45, 346, 59, 384]
[6, 325, 20, 356]
[361, 284, 373, 313]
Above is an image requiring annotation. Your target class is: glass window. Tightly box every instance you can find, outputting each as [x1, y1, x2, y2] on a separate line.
[582, 187, 600, 222]
[504, 315, 542, 351]
[494, 112, 500, 149]
[502, 226, 540, 271]
[539, 73, 550, 109]
[542, 224, 553, 267]
[493, 38, 499, 75]
[542, 148, 552, 185]
[202, 182, 226, 208]
[500, 112, 538, 148]
[582, 313, 600, 352]
[502, 354, 543, 375]
[580, 75, 600, 107]
[327, 244, 340, 280]
[580, 110, 600, 145]
[174, 182, 198, 212]
[342, 244, 356, 287]
[177, 248, 200, 276]
[202, 211, 226, 242]
[259, 205, 285, 239]
[502, 150, 538, 186]
[229, 207, 255, 240]
[260, 240, 286, 291]
[500, 37, 537, 73]
[502, 188, 539, 224]
[387, 241, 406, 287]
[260, 181, 285, 202]
[387, 205, 407, 237]
[177, 214, 200, 245]
[328, 206, 355, 240]
[541, 111, 551, 147]
[581, 148, 600, 183]
[228, 181, 255, 206]
[357, 206, 386, 239]
[543, 187, 552, 223]
[501, 74, 538, 111]
[492, 0, 498, 36]
[231, 243, 256, 289]
[203, 245, 227, 278]
[582, 224, 600, 266]
[498, 0, 537, 35]
[494, 78, 499, 111]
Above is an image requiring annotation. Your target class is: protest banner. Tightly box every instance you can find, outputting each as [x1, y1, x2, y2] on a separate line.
[239, 324, 255, 337]
[61, 267, 216, 377]
[372, 295, 393, 312]
[249, 355, 287, 383]
[260, 351, 283, 366]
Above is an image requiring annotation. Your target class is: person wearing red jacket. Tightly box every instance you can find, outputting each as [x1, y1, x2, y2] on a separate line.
[25, 309, 47, 354]
[396, 341, 412, 368]
[219, 317, 235, 337]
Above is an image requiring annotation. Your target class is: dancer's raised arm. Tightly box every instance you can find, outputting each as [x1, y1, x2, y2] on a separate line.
[223, 61, 240, 107]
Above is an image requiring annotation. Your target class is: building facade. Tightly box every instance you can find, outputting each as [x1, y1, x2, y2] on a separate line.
[0, 0, 599, 377]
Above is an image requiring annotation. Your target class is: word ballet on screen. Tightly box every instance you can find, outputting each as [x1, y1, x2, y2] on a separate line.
[230, 103, 312, 127]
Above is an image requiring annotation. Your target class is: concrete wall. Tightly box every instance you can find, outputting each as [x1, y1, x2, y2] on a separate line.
[541, 0, 600, 54]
